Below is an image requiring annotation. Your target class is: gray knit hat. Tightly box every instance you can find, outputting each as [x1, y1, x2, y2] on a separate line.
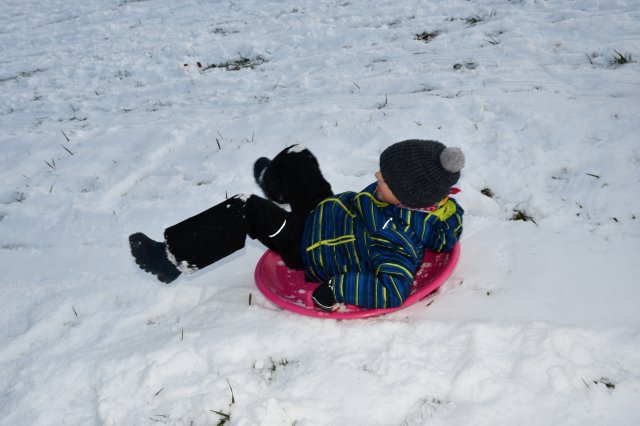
[379, 140, 465, 208]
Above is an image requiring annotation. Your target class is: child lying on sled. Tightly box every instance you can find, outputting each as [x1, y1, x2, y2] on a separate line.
[129, 139, 465, 312]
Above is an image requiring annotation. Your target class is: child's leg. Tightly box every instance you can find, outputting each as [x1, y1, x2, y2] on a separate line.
[258, 145, 333, 215]
[163, 196, 248, 271]
[163, 194, 305, 271]
[244, 195, 306, 269]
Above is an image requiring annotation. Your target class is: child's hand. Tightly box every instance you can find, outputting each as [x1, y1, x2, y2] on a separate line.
[312, 281, 337, 312]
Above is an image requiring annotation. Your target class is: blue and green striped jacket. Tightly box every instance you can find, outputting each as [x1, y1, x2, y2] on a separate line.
[301, 183, 463, 309]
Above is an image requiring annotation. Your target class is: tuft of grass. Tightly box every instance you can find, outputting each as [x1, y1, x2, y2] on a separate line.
[241, 132, 255, 145]
[485, 35, 501, 45]
[210, 379, 235, 425]
[376, 95, 388, 109]
[453, 62, 477, 71]
[610, 49, 633, 65]
[0, 69, 44, 84]
[269, 357, 290, 372]
[481, 187, 494, 198]
[594, 377, 616, 390]
[415, 30, 440, 43]
[465, 14, 484, 26]
[45, 158, 56, 170]
[227, 378, 235, 404]
[210, 410, 230, 426]
[511, 209, 537, 225]
[202, 55, 266, 71]
[464, 10, 496, 26]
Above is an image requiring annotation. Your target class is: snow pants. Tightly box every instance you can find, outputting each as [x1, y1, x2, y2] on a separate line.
[163, 146, 333, 271]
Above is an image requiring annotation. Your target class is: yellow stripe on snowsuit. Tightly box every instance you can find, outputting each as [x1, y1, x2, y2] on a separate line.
[389, 276, 404, 304]
[315, 197, 356, 217]
[305, 235, 356, 251]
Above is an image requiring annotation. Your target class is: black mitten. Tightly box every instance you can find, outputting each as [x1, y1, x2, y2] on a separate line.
[312, 281, 337, 312]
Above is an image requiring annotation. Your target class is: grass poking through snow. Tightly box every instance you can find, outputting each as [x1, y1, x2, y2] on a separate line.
[210, 379, 235, 425]
[511, 209, 537, 225]
[610, 49, 633, 65]
[415, 30, 440, 43]
[199, 55, 267, 72]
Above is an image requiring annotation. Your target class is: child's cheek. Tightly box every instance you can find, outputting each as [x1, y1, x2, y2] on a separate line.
[376, 187, 388, 203]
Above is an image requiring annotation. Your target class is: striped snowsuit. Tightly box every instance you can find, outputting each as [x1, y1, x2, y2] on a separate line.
[301, 183, 463, 309]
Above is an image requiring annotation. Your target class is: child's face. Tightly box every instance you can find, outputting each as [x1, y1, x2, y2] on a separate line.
[375, 171, 401, 205]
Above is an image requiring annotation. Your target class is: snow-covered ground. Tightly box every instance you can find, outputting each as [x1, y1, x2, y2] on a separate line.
[1, 0, 639, 424]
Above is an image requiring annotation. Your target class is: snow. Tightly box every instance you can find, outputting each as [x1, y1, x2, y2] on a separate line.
[1, 0, 639, 424]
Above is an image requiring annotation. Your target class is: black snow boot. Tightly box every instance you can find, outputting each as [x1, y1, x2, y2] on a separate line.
[253, 157, 271, 186]
[253, 156, 287, 204]
[129, 232, 181, 284]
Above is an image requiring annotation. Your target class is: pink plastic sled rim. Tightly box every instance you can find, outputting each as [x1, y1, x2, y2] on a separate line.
[254, 243, 460, 319]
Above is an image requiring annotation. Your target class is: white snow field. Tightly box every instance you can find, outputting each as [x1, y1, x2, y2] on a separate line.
[1, 0, 639, 424]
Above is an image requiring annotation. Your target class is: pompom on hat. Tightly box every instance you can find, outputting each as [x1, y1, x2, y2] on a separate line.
[379, 139, 465, 208]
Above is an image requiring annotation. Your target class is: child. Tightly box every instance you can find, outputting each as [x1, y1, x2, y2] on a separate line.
[129, 140, 464, 311]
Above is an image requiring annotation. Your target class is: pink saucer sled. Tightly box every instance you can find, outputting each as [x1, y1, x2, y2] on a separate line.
[254, 243, 460, 319]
